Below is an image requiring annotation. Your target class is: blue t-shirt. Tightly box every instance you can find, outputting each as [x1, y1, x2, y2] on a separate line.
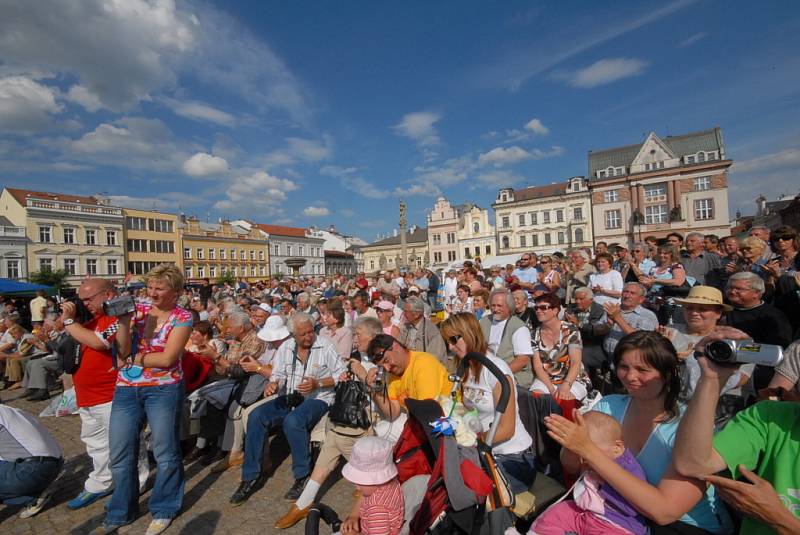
[593, 395, 733, 533]
[512, 266, 539, 285]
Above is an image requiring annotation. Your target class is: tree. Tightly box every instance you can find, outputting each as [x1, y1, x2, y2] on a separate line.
[28, 267, 70, 293]
[216, 271, 236, 286]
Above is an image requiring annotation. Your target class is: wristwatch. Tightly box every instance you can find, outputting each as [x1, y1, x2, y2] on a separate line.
[63, 319, 75, 326]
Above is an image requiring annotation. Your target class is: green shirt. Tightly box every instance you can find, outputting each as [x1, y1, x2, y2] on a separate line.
[713, 401, 800, 535]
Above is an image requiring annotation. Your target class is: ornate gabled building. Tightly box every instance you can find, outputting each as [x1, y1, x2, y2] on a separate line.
[362, 227, 428, 274]
[179, 217, 269, 282]
[426, 197, 495, 268]
[493, 176, 593, 255]
[588, 128, 731, 245]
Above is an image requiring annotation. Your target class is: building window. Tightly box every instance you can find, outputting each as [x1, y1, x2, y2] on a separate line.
[645, 204, 669, 224]
[149, 240, 173, 254]
[230, 249, 236, 260]
[575, 228, 584, 243]
[148, 219, 173, 233]
[598, 171, 606, 178]
[557, 231, 565, 244]
[273, 243, 280, 256]
[286, 245, 292, 256]
[485, 245, 491, 255]
[107, 259, 118, 275]
[694, 176, 711, 191]
[196, 247, 204, 260]
[198, 266, 205, 278]
[542, 211, 550, 224]
[531, 234, 539, 246]
[433, 234, 441, 246]
[184, 247, 191, 259]
[502, 236, 510, 249]
[707, 152, 717, 161]
[447, 233, 455, 244]
[530, 212, 537, 225]
[435, 252, 442, 263]
[473, 222, 479, 233]
[6, 260, 20, 279]
[544, 233, 551, 245]
[85, 229, 96, 245]
[605, 210, 621, 229]
[259, 250, 265, 261]
[107, 230, 117, 246]
[644, 183, 667, 202]
[184, 266, 192, 278]
[686, 155, 696, 164]
[128, 239, 147, 252]
[250, 250, 257, 260]
[240, 249, 246, 260]
[519, 235, 526, 247]
[694, 199, 714, 220]
[369, 260, 375, 270]
[555, 209, 564, 223]
[447, 251, 456, 261]
[126, 217, 147, 230]
[232, 266, 238, 276]
[251, 266, 256, 276]
[259, 266, 266, 276]
[464, 247, 470, 257]
[518, 213, 526, 226]
[298, 246, 304, 257]
[86, 259, 97, 275]
[62, 227, 74, 244]
[39, 226, 52, 243]
[39, 258, 53, 271]
[220, 248, 227, 260]
[474, 246, 480, 257]
[604, 190, 619, 203]
[63, 259, 76, 275]
[501, 216, 510, 229]
[210, 266, 217, 278]
[573, 207, 583, 220]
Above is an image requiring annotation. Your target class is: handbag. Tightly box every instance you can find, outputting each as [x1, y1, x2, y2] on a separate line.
[327, 365, 371, 429]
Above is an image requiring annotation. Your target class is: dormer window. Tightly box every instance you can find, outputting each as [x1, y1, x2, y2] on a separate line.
[598, 170, 606, 178]
[698, 152, 705, 163]
[686, 155, 696, 164]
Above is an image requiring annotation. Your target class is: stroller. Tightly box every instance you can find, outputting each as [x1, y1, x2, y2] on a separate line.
[394, 352, 519, 535]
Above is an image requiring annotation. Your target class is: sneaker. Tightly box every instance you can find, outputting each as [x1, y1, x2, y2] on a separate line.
[284, 476, 309, 501]
[19, 492, 51, 519]
[145, 518, 172, 535]
[67, 489, 112, 510]
[230, 477, 265, 506]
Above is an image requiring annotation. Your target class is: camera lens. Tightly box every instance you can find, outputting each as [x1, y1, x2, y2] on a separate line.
[705, 341, 734, 363]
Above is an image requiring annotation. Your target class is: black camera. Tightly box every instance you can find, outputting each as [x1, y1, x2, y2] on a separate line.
[103, 295, 136, 317]
[57, 297, 92, 324]
[286, 390, 305, 409]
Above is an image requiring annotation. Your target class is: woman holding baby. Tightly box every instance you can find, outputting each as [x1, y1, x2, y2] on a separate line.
[540, 331, 733, 534]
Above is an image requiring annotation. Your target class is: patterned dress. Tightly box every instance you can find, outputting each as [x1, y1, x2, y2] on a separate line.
[531, 321, 588, 388]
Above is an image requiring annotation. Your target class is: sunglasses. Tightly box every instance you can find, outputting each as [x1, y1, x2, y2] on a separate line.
[533, 304, 553, 311]
[521, 257, 531, 261]
[446, 334, 462, 346]
[774, 236, 795, 241]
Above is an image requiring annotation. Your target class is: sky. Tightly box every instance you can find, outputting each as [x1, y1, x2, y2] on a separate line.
[1, 0, 799, 242]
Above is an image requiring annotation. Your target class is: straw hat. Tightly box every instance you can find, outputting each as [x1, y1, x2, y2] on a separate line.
[673, 286, 732, 311]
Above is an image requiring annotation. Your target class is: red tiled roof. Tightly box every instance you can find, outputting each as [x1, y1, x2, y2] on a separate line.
[512, 182, 567, 201]
[324, 250, 354, 258]
[5, 187, 101, 206]
[252, 223, 307, 238]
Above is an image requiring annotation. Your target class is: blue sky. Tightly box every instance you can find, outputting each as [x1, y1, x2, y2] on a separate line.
[1, 0, 799, 241]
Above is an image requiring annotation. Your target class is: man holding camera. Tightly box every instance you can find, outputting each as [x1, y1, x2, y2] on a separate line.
[230, 312, 346, 506]
[59, 278, 148, 510]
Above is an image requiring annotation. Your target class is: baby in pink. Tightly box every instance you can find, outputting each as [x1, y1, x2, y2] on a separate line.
[530, 411, 647, 535]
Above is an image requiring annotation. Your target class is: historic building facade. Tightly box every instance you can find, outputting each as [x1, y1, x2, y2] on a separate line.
[0, 216, 28, 280]
[1, 188, 125, 286]
[362, 227, 429, 273]
[427, 197, 461, 269]
[456, 203, 496, 261]
[240, 222, 325, 277]
[493, 176, 593, 255]
[122, 208, 181, 276]
[179, 217, 269, 282]
[588, 128, 731, 245]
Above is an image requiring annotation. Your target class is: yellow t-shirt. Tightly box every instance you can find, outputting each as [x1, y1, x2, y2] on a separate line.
[387, 351, 452, 407]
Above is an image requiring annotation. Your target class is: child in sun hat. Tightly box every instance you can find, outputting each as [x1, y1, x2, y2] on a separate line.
[341, 436, 404, 535]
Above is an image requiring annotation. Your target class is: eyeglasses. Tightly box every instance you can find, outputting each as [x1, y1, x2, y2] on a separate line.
[775, 236, 795, 241]
[521, 257, 531, 261]
[79, 289, 105, 303]
[446, 334, 462, 346]
[540, 260, 550, 264]
[532, 304, 553, 311]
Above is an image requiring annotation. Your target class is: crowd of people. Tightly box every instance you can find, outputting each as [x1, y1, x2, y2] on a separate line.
[0, 224, 799, 535]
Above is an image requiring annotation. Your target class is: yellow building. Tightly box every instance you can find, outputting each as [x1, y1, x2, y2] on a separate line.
[122, 208, 181, 276]
[1, 188, 125, 287]
[179, 217, 269, 282]
[361, 227, 429, 274]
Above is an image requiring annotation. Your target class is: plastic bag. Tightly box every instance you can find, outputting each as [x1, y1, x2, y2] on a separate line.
[39, 387, 79, 418]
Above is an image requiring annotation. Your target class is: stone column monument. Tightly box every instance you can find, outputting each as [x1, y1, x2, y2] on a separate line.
[399, 199, 407, 270]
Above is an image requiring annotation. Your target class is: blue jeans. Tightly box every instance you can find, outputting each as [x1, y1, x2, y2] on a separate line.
[495, 449, 537, 494]
[242, 395, 328, 482]
[106, 382, 184, 526]
[0, 457, 61, 506]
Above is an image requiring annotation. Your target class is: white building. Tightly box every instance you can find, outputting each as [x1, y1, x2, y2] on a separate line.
[493, 176, 593, 255]
[456, 204, 496, 261]
[234, 221, 325, 277]
[0, 216, 28, 280]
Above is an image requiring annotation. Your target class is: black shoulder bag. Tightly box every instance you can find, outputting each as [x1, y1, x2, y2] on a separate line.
[327, 364, 371, 429]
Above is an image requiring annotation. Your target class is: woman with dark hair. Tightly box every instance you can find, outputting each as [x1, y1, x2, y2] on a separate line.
[447, 284, 473, 315]
[640, 245, 687, 296]
[319, 304, 353, 361]
[765, 225, 798, 278]
[544, 331, 733, 534]
[439, 312, 535, 493]
[529, 292, 588, 404]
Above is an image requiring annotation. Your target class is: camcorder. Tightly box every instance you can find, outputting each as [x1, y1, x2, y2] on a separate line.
[102, 295, 136, 317]
[57, 297, 92, 324]
[703, 339, 784, 367]
[286, 390, 305, 409]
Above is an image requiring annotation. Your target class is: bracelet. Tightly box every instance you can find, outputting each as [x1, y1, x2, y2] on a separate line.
[257, 365, 263, 374]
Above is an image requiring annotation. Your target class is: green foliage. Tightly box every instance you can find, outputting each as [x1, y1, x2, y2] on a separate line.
[216, 271, 236, 285]
[28, 267, 70, 292]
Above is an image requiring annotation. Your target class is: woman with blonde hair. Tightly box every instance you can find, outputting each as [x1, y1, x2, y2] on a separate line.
[102, 264, 193, 535]
[535, 255, 561, 295]
[439, 313, 535, 493]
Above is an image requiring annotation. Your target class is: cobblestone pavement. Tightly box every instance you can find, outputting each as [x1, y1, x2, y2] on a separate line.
[1, 389, 353, 535]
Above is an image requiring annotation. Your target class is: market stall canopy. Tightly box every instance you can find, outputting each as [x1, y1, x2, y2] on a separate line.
[0, 279, 57, 297]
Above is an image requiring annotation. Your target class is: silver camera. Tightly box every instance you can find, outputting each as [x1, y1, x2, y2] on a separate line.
[102, 295, 136, 317]
[704, 339, 784, 367]
[372, 366, 386, 392]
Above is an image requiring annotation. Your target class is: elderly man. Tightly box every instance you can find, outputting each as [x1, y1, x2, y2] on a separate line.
[725, 272, 792, 390]
[565, 288, 610, 383]
[602, 282, 659, 356]
[230, 313, 345, 505]
[376, 271, 400, 298]
[249, 303, 270, 330]
[396, 296, 446, 363]
[479, 289, 535, 387]
[295, 293, 318, 324]
[565, 249, 596, 305]
[21, 320, 66, 401]
[352, 290, 377, 319]
[681, 232, 723, 287]
[58, 278, 149, 509]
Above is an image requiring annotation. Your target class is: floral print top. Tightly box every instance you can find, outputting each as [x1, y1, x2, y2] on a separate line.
[117, 302, 193, 387]
[531, 321, 587, 387]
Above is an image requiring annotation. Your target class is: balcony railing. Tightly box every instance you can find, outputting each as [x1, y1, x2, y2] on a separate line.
[28, 199, 122, 216]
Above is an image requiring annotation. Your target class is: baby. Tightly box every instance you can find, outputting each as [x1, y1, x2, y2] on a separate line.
[341, 436, 404, 535]
[530, 411, 647, 535]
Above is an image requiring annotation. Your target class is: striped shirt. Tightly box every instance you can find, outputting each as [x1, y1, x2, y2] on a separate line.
[360, 477, 404, 535]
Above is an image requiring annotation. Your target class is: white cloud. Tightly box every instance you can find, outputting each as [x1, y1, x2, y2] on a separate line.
[728, 147, 800, 216]
[182, 152, 229, 177]
[393, 111, 441, 146]
[340, 175, 390, 199]
[303, 206, 330, 217]
[524, 118, 549, 135]
[732, 147, 800, 174]
[214, 171, 298, 214]
[530, 146, 566, 159]
[475, 170, 523, 187]
[478, 146, 532, 167]
[413, 156, 474, 187]
[263, 136, 333, 167]
[394, 182, 443, 198]
[679, 32, 708, 48]
[106, 192, 206, 211]
[65, 85, 103, 112]
[320, 165, 358, 177]
[558, 58, 649, 88]
[0, 75, 62, 132]
[161, 97, 235, 126]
